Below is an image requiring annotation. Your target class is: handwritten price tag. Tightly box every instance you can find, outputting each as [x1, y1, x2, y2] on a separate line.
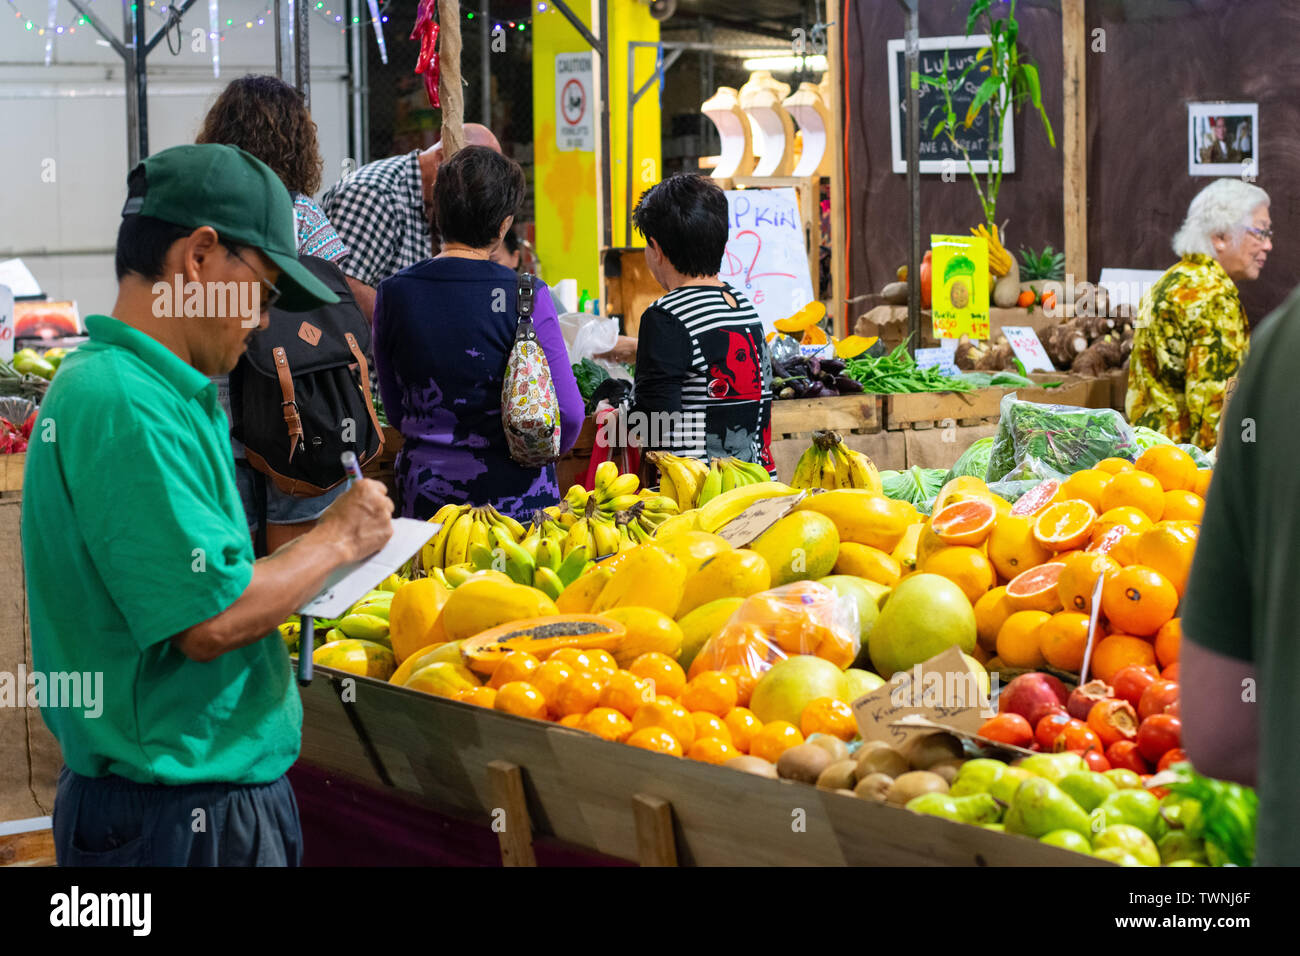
[713, 492, 806, 548]
[850, 646, 992, 749]
[1002, 326, 1055, 373]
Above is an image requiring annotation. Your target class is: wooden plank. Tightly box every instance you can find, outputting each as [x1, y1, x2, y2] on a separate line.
[0, 827, 56, 867]
[1, 455, 23, 493]
[1062, 0, 1088, 283]
[827, 18, 846, 338]
[884, 380, 1093, 430]
[904, 423, 999, 471]
[632, 793, 678, 866]
[486, 761, 538, 867]
[770, 394, 881, 438]
[298, 671, 1101, 866]
[0, 497, 39, 823]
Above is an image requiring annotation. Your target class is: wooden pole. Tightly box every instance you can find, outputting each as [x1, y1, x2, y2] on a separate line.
[632, 794, 678, 866]
[438, 0, 466, 158]
[828, 12, 846, 336]
[1062, 0, 1087, 282]
[486, 761, 538, 867]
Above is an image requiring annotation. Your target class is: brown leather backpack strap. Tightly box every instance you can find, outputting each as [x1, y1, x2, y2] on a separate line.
[273, 346, 304, 461]
[345, 332, 385, 443]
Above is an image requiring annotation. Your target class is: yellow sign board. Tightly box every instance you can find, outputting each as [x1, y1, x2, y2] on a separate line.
[929, 234, 989, 340]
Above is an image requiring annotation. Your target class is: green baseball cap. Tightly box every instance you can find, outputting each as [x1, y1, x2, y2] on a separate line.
[121, 143, 339, 311]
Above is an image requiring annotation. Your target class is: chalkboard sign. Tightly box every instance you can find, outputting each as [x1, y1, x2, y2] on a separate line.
[887, 34, 1016, 175]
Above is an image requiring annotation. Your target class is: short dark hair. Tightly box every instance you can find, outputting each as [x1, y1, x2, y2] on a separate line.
[196, 74, 323, 195]
[432, 146, 526, 249]
[631, 174, 729, 277]
[114, 215, 195, 281]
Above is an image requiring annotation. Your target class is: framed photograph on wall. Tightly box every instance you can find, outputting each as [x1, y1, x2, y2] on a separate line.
[1188, 102, 1258, 177]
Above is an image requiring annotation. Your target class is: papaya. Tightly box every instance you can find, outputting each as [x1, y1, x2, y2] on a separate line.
[676, 550, 770, 617]
[590, 545, 687, 617]
[555, 564, 614, 613]
[388, 577, 451, 663]
[389, 641, 453, 685]
[438, 577, 558, 644]
[312, 639, 396, 680]
[598, 606, 685, 668]
[460, 614, 625, 675]
[403, 660, 480, 698]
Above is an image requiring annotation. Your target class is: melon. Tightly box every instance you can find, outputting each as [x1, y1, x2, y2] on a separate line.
[749, 655, 850, 726]
[866, 573, 977, 678]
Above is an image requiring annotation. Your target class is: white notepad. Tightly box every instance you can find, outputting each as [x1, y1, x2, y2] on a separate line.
[297, 518, 439, 619]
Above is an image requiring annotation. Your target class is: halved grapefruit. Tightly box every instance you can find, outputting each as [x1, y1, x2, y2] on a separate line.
[931, 498, 998, 547]
[1009, 478, 1063, 516]
[1005, 561, 1067, 613]
[1032, 500, 1098, 551]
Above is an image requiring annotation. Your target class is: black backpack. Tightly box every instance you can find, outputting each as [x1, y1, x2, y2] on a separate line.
[230, 255, 384, 500]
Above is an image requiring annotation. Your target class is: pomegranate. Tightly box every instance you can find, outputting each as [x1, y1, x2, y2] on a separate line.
[999, 672, 1069, 722]
[1067, 679, 1113, 720]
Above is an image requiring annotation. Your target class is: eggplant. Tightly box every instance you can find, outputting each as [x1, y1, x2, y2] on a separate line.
[821, 358, 846, 375]
[807, 356, 821, 377]
[779, 386, 796, 400]
[823, 388, 839, 396]
[803, 381, 825, 398]
[771, 359, 791, 379]
[819, 371, 837, 386]
[834, 375, 865, 393]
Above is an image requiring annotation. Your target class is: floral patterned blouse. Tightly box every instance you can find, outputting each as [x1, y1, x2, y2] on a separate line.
[1125, 253, 1249, 450]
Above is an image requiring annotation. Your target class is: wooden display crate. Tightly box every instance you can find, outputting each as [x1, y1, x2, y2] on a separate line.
[770, 394, 881, 438]
[883, 376, 1093, 431]
[298, 668, 1103, 867]
[1, 454, 23, 494]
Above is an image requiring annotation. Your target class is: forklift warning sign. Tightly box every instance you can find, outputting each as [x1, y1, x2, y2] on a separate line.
[556, 52, 594, 152]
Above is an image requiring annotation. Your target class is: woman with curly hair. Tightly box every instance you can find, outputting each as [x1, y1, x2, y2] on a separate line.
[196, 74, 352, 551]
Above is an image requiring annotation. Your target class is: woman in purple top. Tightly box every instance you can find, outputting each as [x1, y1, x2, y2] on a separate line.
[373, 146, 584, 521]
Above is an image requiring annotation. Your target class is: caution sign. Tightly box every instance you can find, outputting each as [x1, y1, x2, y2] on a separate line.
[555, 52, 594, 152]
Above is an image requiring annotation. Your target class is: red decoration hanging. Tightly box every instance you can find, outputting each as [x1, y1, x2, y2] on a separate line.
[411, 0, 441, 109]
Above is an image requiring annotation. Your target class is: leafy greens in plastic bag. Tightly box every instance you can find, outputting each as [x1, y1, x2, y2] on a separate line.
[986, 394, 1139, 483]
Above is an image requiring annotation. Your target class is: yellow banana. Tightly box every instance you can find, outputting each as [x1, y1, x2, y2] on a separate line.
[467, 513, 491, 556]
[532, 566, 564, 601]
[593, 460, 618, 497]
[427, 567, 450, 588]
[564, 518, 592, 557]
[565, 483, 591, 512]
[696, 482, 799, 533]
[599, 493, 641, 514]
[790, 443, 823, 489]
[443, 563, 475, 587]
[604, 472, 640, 500]
[717, 460, 737, 493]
[535, 536, 563, 572]
[658, 468, 679, 506]
[591, 517, 621, 557]
[442, 510, 475, 567]
[487, 505, 526, 540]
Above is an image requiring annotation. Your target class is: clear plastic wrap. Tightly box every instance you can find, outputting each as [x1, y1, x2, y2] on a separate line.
[688, 581, 861, 690]
[985, 393, 1139, 483]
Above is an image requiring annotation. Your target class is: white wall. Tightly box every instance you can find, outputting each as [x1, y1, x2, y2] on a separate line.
[0, 0, 359, 313]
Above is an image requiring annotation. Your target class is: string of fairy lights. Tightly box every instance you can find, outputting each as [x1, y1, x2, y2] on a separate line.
[4, 0, 535, 44]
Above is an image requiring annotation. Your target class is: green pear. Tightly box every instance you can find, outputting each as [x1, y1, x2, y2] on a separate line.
[1159, 794, 1205, 836]
[1005, 778, 1092, 839]
[1158, 830, 1208, 865]
[949, 758, 1006, 797]
[1094, 846, 1145, 866]
[1166, 859, 1206, 867]
[1093, 823, 1160, 866]
[981, 823, 1005, 832]
[988, 765, 1035, 804]
[906, 792, 1001, 824]
[1040, 829, 1092, 854]
[1016, 751, 1085, 783]
[1095, 790, 1162, 840]
[1058, 770, 1118, 813]
[1103, 768, 1143, 790]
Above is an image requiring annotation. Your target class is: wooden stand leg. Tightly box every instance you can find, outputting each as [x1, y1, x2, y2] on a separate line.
[632, 793, 678, 867]
[487, 761, 537, 867]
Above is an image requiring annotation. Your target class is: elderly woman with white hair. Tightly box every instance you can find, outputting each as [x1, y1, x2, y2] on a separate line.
[1126, 178, 1271, 449]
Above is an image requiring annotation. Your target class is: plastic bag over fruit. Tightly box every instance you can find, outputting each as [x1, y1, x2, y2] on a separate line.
[689, 581, 861, 689]
[985, 394, 1139, 483]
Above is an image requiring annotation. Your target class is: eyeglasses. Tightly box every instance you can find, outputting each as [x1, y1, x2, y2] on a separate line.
[224, 244, 282, 310]
[1244, 226, 1273, 243]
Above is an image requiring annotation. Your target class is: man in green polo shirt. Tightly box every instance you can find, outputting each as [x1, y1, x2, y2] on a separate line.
[22, 144, 394, 866]
[1181, 285, 1300, 866]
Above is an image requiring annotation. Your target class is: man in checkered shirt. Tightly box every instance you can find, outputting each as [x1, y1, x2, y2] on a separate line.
[322, 123, 501, 320]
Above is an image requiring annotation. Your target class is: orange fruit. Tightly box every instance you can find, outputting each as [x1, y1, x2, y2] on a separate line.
[1009, 479, 1063, 516]
[1038, 611, 1092, 672]
[1102, 565, 1179, 637]
[547, 647, 596, 671]
[579, 706, 635, 742]
[626, 727, 683, 756]
[987, 515, 1053, 580]
[631, 697, 696, 748]
[687, 737, 739, 764]
[494, 681, 550, 721]
[531, 659, 576, 701]
[813, 627, 857, 670]
[1091, 634, 1158, 683]
[996, 610, 1051, 668]
[1136, 445, 1198, 493]
[552, 672, 604, 717]
[1094, 506, 1155, 540]
[680, 670, 739, 716]
[1161, 490, 1205, 523]
[487, 651, 541, 689]
[460, 686, 498, 708]
[1096, 457, 1135, 475]
[722, 664, 758, 707]
[628, 652, 687, 699]
[723, 707, 762, 753]
[1134, 523, 1199, 597]
[974, 585, 1016, 651]
[1100, 471, 1166, 521]
[1191, 468, 1212, 498]
[1056, 551, 1121, 614]
[921, 545, 996, 604]
[1155, 618, 1182, 668]
[749, 720, 804, 763]
[597, 669, 652, 718]
[800, 697, 857, 740]
[1060, 469, 1112, 510]
[931, 498, 998, 547]
[690, 711, 734, 744]
[1032, 500, 1098, 551]
[1005, 561, 1066, 612]
[559, 713, 584, 728]
[585, 649, 619, 672]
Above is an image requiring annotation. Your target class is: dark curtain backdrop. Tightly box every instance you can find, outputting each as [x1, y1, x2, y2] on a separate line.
[843, 0, 1300, 326]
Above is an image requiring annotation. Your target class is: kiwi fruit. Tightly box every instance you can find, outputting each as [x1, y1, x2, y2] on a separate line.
[777, 743, 835, 784]
[855, 744, 909, 779]
[816, 759, 858, 791]
[905, 732, 965, 770]
[725, 755, 779, 778]
[854, 772, 894, 802]
[806, 734, 851, 763]
[929, 761, 963, 785]
[885, 770, 950, 806]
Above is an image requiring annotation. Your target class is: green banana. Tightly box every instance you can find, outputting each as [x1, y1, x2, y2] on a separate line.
[532, 566, 564, 601]
[556, 543, 590, 587]
[339, 612, 391, 644]
[697, 463, 724, 505]
[718, 460, 737, 493]
[536, 536, 563, 573]
[492, 526, 536, 585]
[469, 542, 498, 572]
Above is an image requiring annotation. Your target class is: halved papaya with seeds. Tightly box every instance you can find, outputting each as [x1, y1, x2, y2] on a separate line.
[460, 614, 625, 675]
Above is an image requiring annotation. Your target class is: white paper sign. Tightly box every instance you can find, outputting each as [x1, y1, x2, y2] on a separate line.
[721, 188, 817, 334]
[555, 53, 594, 152]
[0, 259, 41, 299]
[0, 286, 13, 364]
[1001, 326, 1055, 373]
[914, 347, 960, 377]
[298, 518, 438, 619]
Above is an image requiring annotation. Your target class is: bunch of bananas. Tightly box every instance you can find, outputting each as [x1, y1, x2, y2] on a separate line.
[421, 503, 527, 571]
[791, 430, 882, 491]
[972, 223, 1013, 277]
[278, 575, 403, 654]
[647, 451, 771, 509]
